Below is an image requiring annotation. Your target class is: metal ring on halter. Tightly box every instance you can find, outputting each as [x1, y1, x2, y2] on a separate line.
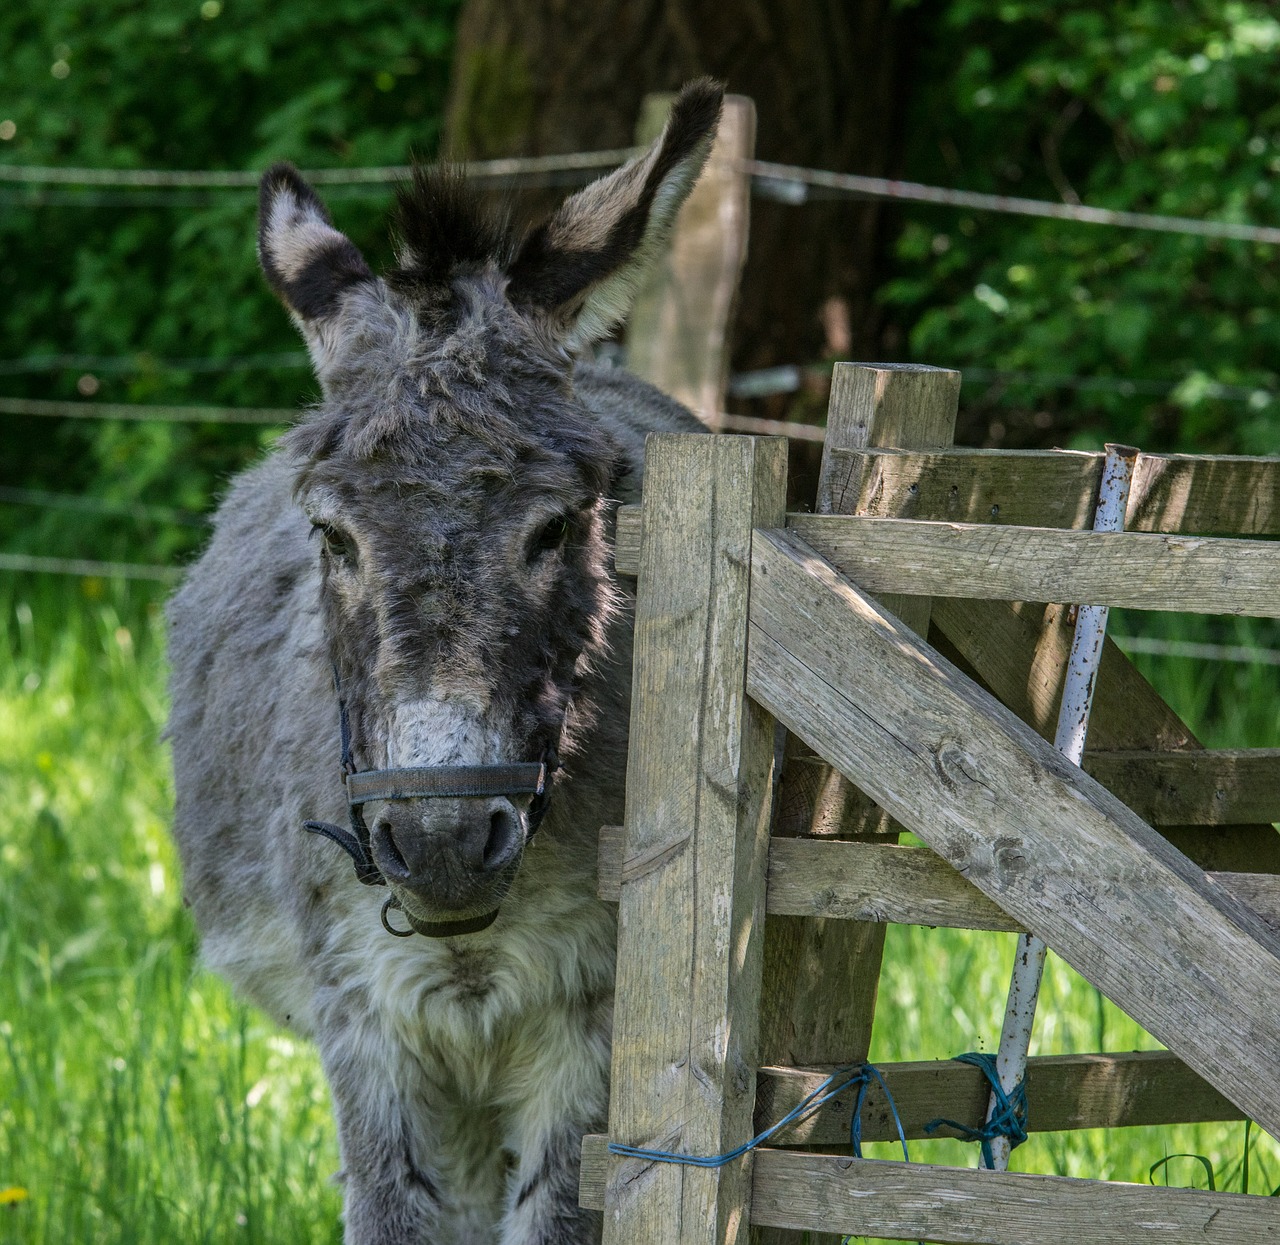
[380, 898, 416, 938]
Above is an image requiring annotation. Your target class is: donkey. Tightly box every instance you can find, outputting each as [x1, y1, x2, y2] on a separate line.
[166, 79, 722, 1244]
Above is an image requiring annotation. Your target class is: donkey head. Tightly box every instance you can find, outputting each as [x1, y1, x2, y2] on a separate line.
[258, 80, 723, 934]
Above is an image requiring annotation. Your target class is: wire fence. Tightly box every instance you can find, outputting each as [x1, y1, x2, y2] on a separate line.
[5, 146, 1280, 599]
[1111, 635, 1280, 667]
[726, 364, 1276, 407]
[0, 486, 206, 528]
[3, 149, 1279, 245]
[0, 396, 292, 423]
[0, 351, 309, 377]
[0, 150, 639, 189]
[0, 552, 181, 584]
[4, 359, 1273, 417]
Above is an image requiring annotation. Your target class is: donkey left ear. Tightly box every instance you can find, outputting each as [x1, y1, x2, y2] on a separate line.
[258, 163, 374, 371]
[507, 78, 724, 351]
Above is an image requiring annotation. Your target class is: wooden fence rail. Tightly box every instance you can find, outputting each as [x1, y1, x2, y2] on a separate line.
[617, 509, 1280, 616]
[583, 1144, 1280, 1244]
[590, 362, 1280, 1244]
[827, 446, 1280, 534]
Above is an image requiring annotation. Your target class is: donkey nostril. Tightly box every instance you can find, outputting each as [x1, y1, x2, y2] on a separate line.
[373, 818, 411, 879]
[482, 805, 522, 872]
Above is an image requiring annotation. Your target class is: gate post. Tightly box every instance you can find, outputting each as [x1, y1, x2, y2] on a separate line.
[764, 364, 961, 1064]
[625, 93, 755, 428]
[603, 434, 787, 1245]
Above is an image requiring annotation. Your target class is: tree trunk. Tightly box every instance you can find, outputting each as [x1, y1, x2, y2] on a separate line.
[444, 0, 911, 378]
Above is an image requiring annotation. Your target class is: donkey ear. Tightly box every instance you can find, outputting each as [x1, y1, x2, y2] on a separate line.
[506, 78, 724, 351]
[258, 163, 374, 368]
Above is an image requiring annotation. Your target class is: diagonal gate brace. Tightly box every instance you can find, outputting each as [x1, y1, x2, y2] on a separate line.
[746, 527, 1280, 1139]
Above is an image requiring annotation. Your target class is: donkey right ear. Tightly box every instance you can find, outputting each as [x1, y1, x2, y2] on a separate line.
[258, 163, 374, 368]
[506, 79, 723, 352]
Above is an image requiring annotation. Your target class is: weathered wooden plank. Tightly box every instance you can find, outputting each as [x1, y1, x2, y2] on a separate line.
[618, 503, 1280, 606]
[600, 830, 1280, 934]
[762, 363, 960, 1245]
[614, 504, 642, 576]
[746, 527, 1280, 1137]
[582, 1141, 1280, 1241]
[931, 598, 1280, 873]
[747, 1151, 1280, 1242]
[827, 447, 1280, 535]
[765, 839, 1280, 934]
[624, 94, 754, 426]
[828, 446, 1103, 529]
[755, 1051, 1241, 1144]
[603, 435, 786, 1245]
[762, 838, 1015, 931]
[788, 514, 1280, 616]
[1082, 748, 1280, 825]
[1130, 452, 1280, 535]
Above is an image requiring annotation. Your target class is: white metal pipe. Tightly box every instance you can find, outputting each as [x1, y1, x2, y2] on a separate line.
[985, 443, 1137, 1170]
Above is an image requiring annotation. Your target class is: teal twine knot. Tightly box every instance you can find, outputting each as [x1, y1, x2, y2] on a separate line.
[607, 1063, 921, 1245]
[924, 1050, 1028, 1169]
[607, 1060, 910, 1168]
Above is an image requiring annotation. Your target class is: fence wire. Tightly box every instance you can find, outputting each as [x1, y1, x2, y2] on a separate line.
[0, 552, 181, 583]
[0, 396, 291, 424]
[0, 150, 639, 189]
[3, 150, 1278, 245]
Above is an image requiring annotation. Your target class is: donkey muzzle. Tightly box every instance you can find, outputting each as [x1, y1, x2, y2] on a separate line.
[369, 793, 523, 910]
[304, 760, 552, 937]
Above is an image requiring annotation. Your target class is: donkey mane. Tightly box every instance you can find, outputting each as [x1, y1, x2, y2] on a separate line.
[390, 165, 520, 300]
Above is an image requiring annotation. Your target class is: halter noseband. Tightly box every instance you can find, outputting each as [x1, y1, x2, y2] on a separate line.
[303, 673, 558, 938]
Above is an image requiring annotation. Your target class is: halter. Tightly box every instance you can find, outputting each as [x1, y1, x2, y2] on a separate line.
[303, 672, 558, 939]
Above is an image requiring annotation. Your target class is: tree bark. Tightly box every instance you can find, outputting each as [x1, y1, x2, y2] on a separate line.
[444, 0, 910, 376]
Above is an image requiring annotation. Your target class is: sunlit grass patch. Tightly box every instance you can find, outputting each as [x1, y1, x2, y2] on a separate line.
[3, 582, 1279, 1244]
[0, 579, 341, 1244]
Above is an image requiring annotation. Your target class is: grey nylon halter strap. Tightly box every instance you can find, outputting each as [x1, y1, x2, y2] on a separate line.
[345, 764, 547, 805]
[302, 671, 556, 939]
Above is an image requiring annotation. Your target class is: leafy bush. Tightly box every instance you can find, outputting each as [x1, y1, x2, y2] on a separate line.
[0, 0, 459, 564]
[887, 0, 1280, 453]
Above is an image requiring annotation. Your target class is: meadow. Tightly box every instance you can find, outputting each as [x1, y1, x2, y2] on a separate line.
[2, 575, 1278, 1244]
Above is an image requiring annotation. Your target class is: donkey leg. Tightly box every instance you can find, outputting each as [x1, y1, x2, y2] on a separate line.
[319, 1017, 449, 1245]
[498, 1000, 610, 1245]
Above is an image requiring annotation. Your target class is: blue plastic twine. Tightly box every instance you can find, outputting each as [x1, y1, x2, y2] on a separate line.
[607, 1061, 911, 1169]
[924, 1050, 1028, 1169]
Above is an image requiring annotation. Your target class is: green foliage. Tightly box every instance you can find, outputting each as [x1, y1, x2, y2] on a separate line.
[888, 0, 1280, 454]
[0, 0, 460, 564]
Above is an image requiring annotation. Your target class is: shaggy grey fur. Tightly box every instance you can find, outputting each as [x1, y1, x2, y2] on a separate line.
[167, 80, 721, 1243]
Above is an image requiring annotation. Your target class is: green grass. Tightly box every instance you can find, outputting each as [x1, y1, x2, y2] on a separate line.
[0, 578, 340, 1243]
[2, 583, 1278, 1243]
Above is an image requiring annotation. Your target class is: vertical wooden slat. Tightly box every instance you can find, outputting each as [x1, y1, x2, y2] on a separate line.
[759, 362, 959, 1245]
[624, 94, 755, 427]
[767, 363, 960, 1041]
[603, 434, 787, 1245]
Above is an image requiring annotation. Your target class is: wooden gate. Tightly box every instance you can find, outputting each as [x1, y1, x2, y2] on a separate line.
[580, 363, 1280, 1243]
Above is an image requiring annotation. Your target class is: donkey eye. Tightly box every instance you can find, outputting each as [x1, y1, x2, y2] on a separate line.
[529, 515, 570, 560]
[314, 524, 354, 563]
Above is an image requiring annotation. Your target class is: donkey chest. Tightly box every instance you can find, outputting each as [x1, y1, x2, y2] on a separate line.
[362, 906, 611, 1046]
